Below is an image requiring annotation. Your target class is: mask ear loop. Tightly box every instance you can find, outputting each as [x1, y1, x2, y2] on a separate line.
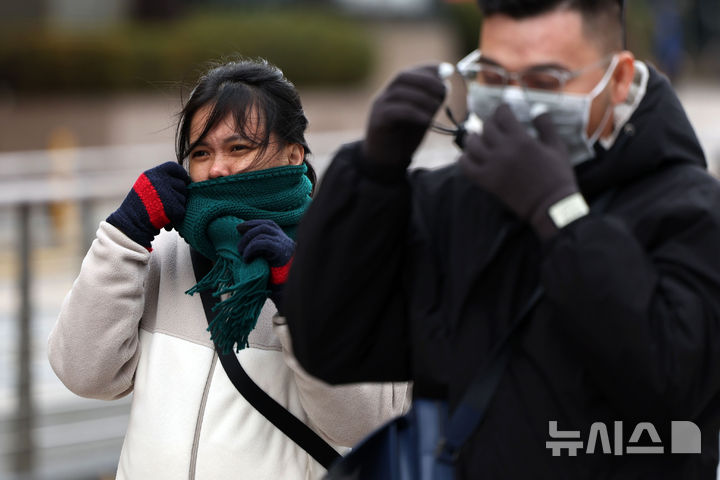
[430, 62, 471, 148]
[587, 101, 615, 148]
[430, 105, 470, 149]
[585, 55, 621, 146]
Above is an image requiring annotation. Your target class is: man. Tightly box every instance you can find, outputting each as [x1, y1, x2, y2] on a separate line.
[284, 0, 720, 477]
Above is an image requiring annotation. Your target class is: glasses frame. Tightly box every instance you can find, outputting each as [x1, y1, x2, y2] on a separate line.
[456, 50, 616, 93]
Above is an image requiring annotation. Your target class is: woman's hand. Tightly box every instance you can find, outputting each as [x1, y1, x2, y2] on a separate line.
[106, 162, 190, 250]
[237, 219, 295, 309]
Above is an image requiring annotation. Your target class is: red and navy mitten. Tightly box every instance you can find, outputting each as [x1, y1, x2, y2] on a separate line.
[107, 162, 190, 250]
[237, 219, 295, 310]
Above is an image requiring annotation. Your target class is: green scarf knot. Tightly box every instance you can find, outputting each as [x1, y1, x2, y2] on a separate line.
[177, 164, 311, 354]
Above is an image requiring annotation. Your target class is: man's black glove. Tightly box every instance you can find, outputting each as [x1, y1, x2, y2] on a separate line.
[360, 65, 446, 182]
[459, 104, 587, 239]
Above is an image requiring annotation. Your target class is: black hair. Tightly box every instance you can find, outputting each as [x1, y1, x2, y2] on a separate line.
[477, 0, 625, 51]
[175, 58, 316, 191]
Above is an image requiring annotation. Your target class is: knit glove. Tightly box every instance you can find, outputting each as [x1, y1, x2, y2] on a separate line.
[107, 162, 190, 250]
[360, 65, 446, 182]
[459, 104, 587, 240]
[237, 219, 295, 309]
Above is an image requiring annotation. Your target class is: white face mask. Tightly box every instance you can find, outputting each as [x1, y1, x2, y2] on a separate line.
[466, 55, 619, 165]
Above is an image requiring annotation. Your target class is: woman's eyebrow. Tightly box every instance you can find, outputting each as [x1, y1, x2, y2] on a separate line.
[222, 134, 249, 144]
[189, 134, 252, 148]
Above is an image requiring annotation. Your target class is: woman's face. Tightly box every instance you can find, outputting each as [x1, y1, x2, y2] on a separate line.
[187, 104, 304, 182]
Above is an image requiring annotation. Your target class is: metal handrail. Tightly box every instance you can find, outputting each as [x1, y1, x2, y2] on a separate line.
[0, 143, 170, 478]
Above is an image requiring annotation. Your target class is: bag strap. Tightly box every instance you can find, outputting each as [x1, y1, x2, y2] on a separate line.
[190, 248, 341, 470]
[437, 188, 618, 462]
[436, 285, 542, 462]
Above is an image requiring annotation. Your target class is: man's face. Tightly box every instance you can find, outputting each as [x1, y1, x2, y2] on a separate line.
[480, 9, 620, 138]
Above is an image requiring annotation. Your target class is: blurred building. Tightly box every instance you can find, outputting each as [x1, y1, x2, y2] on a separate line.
[334, 0, 437, 17]
[0, 0, 128, 25]
[0, 0, 444, 24]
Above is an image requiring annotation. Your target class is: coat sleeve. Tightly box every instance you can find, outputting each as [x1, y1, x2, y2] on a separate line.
[284, 142, 413, 384]
[273, 317, 411, 447]
[541, 182, 720, 421]
[47, 221, 151, 400]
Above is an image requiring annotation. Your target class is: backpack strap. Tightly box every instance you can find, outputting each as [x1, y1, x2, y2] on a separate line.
[190, 248, 341, 470]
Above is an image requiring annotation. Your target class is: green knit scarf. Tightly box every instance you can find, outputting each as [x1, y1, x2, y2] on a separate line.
[177, 164, 311, 354]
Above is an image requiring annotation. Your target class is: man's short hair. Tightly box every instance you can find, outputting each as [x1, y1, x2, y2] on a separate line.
[477, 0, 625, 52]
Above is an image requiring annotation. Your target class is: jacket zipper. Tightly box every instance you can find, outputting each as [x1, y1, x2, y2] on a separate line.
[189, 352, 218, 480]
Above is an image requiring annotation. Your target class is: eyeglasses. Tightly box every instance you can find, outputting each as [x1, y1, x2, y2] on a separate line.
[456, 50, 616, 93]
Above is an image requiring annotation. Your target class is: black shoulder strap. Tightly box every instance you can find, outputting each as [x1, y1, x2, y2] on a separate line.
[437, 188, 618, 462]
[190, 248, 341, 470]
[437, 285, 543, 463]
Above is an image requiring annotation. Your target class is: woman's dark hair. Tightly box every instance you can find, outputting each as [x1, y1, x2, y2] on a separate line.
[175, 58, 316, 190]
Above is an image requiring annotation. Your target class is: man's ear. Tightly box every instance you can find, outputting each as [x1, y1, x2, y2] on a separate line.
[286, 143, 304, 166]
[610, 51, 635, 105]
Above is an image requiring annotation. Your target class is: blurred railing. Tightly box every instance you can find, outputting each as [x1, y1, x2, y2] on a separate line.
[0, 144, 169, 480]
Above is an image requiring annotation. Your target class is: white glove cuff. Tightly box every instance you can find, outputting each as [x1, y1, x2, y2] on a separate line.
[548, 192, 589, 229]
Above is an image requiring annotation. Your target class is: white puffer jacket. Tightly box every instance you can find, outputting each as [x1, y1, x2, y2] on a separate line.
[48, 222, 410, 479]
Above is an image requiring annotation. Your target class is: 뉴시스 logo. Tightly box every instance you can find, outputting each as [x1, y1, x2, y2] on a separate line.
[546, 420, 702, 456]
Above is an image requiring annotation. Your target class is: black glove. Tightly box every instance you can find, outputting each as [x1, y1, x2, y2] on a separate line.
[360, 65, 446, 182]
[107, 162, 190, 250]
[459, 104, 581, 239]
[237, 219, 295, 310]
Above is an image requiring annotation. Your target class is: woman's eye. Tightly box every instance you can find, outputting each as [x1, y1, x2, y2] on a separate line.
[190, 150, 208, 159]
[231, 145, 248, 152]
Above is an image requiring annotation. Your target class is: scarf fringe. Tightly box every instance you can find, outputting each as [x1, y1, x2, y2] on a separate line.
[186, 256, 232, 296]
[186, 256, 269, 354]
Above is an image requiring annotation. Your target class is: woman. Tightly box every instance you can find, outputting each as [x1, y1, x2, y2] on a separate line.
[48, 59, 410, 479]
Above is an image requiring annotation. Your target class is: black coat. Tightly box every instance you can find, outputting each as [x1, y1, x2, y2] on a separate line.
[285, 65, 720, 478]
